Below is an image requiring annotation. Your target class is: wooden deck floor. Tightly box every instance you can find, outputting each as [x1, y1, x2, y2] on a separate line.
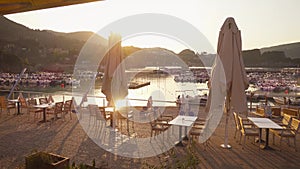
[0, 106, 299, 168]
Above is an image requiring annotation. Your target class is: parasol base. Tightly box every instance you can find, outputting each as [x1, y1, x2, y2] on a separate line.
[220, 144, 231, 149]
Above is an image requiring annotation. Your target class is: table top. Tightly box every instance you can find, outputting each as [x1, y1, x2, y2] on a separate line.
[34, 103, 55, 108]
[248, 117, 283, 129]
[169, 115, 197, 127]
[8, 99, 19, 102]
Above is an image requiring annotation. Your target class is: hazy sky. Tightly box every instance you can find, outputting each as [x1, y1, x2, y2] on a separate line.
[5, 0, 300, 53]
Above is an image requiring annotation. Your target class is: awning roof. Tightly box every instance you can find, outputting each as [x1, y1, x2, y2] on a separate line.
[0, 0, 102, 15]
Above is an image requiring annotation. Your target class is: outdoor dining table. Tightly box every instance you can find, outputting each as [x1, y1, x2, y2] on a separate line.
[34, 103, 55, 123]
[248, 117, 283, 150]
[169, 115, 197, 146]
[8, 99, 21, 115]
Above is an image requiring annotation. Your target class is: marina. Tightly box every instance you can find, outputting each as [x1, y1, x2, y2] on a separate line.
[1, 67, 300, 106]
[1, 1, 300, 168]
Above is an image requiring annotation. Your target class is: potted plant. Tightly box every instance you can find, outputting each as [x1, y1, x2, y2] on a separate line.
[25, 151, 69, 169]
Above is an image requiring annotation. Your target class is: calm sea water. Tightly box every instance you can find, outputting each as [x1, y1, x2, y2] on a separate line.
[2, 74, 207, 107]
[78, 75, 207, 107]
[4, 71, 297, 108]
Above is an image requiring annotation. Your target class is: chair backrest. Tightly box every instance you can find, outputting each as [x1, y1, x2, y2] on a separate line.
[233, 112, 241, 130]
[27, 98, 37, 106]
[54, 102, 63, 113]
[282, 114, 293, 127]
[19, 97, 27, 108]
[48, 95, 54, 103]
[64, 100, 73, 111]
[238, 116, 246, 132]
[149, 116, 156, 127]
[256, 106, 265, 116]
[39, 97, 48, 104]
[99, 106, 112, 121]
[0, 96, 5, 108]
[290, 118, 300, 135]
[0, 96, 13, 108]
[98, 107, 106, 118]
[271, 107, 281, 116]
[88, 104, 104, 120]
[282, 108, 298, 116]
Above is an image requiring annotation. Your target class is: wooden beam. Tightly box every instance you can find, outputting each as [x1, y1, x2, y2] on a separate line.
[0, 0, 102, 15]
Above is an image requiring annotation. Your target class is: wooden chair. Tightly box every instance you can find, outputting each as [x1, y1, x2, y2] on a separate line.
[115, 110, 135, 133]
[192, 118, 206, 129]
[189, 118, 206, 141]
[271, 107, 281, 118]
[19, 97, 28, 114]
[273, 113, 293, 128]
[47, 95, 55, 103]
[271, 118, 300, 151]
[88, 104, 105, 129]
[0, 96, 16, 115]
[233, 112, 254, 141]
[62, 100, 73, 120]
[281, 108, 298, 117]
[27, 98, 43, 121]
[47, 102, 63, 121]
[233, 112, 242, 140]
[238, 116, 260, 149]
[252, 106, 265, 117]
[154, 108, 173, 127]
[39, 97, 48, 105]
[149, 114, 169, 139]
[188, 119, 210, 149]
[99, 106, 112, 126]
[189, 127, 203, 142]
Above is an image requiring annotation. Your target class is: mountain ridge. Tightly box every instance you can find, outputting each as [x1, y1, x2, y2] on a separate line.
[0, 16, 300, 73]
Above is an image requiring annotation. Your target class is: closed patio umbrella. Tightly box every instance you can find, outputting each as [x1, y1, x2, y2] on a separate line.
[101, 33, 128, 107]
[207, 17, 249, 148]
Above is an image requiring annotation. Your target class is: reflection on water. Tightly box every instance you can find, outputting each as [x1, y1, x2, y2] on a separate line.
[4, 72, 299, 109]
[86, 75, 207, 107]
[2, 75, 208, 107]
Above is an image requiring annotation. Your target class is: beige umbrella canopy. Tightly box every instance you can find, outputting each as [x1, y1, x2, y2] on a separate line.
[217, 17, 249, 113]
[206, 17, 249, 148]
[101, 33, 128, 107]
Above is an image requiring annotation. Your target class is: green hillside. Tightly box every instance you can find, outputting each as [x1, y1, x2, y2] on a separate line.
[0, 16, 106, 73]
[1, 15, 300, 73]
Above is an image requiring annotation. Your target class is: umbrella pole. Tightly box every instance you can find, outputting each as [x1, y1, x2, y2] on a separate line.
[221, 94, 231, 149]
